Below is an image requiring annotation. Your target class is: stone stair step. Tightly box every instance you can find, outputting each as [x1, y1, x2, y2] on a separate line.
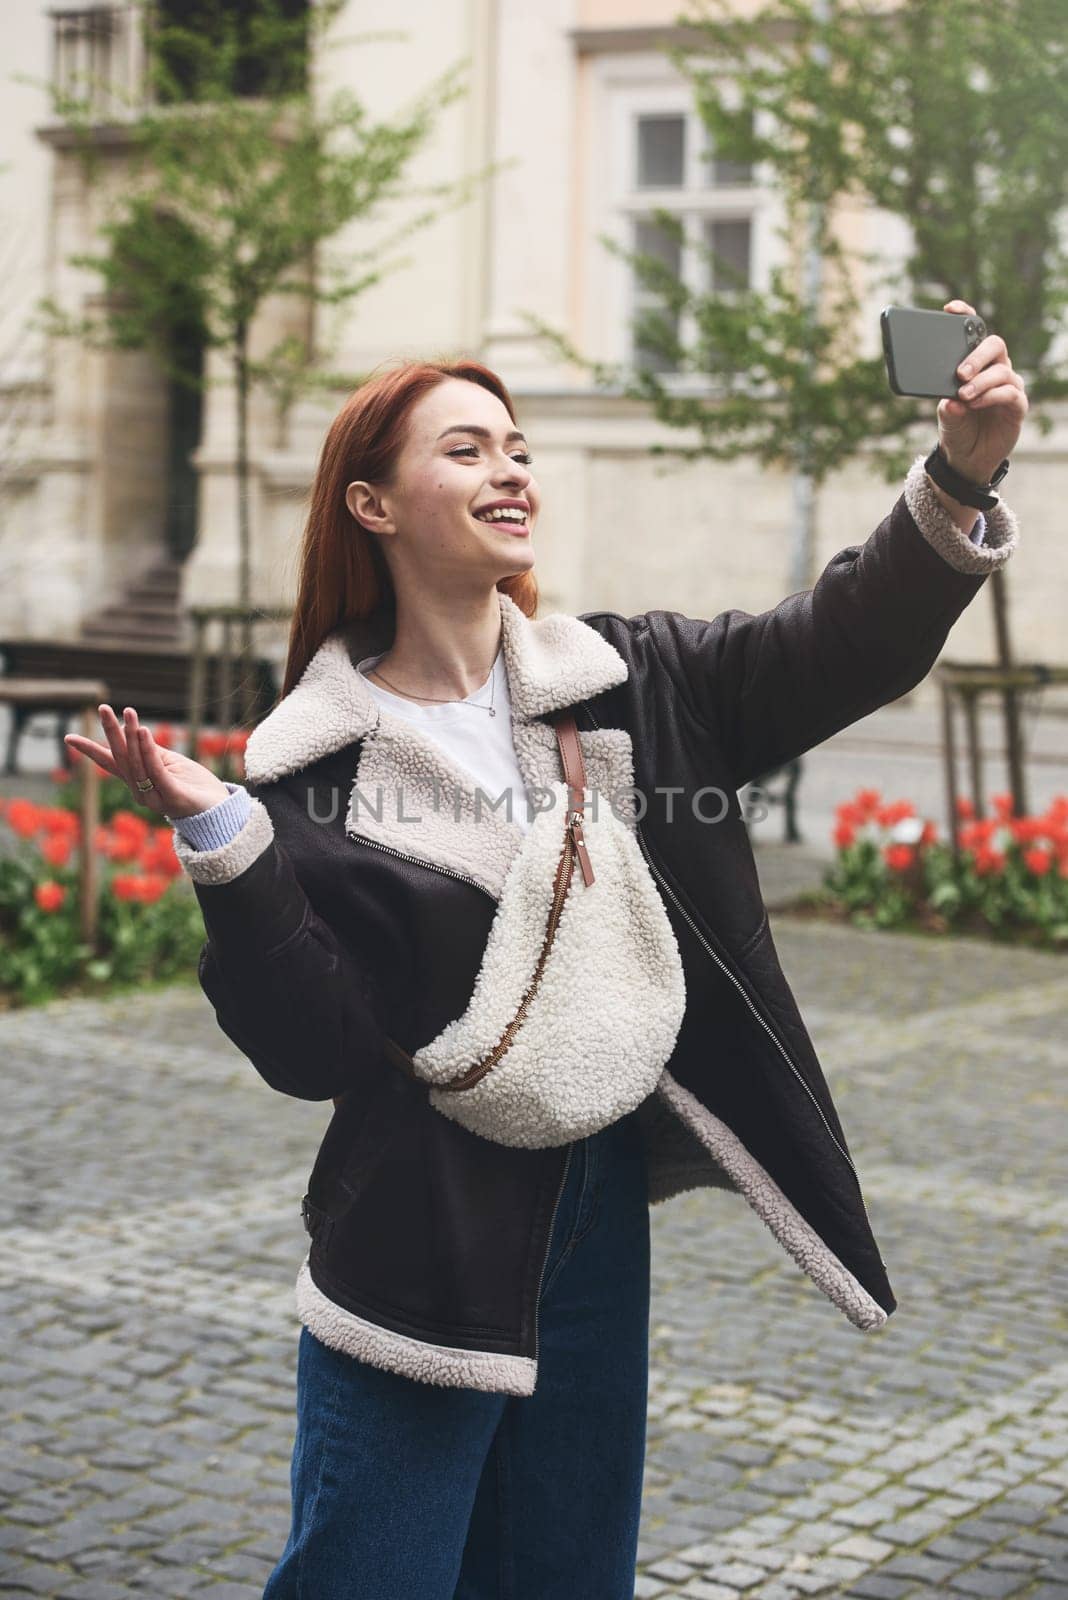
[86, 600, 181, 622]
[77, 556, 188, 650]
[129, 577, 181, 599]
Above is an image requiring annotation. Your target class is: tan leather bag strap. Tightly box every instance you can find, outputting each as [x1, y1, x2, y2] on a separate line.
[552, 709, 594, 889]
[333, 711, 590, 1106]
[554, 708, 586, 812]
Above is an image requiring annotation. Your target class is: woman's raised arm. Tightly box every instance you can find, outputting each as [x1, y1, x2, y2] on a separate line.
[643, 299, 1028, 792]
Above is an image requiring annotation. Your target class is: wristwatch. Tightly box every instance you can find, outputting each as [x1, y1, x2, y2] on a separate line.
[924, 443, 1010, 511]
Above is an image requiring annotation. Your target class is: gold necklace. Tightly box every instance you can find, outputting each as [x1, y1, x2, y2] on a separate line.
[369, 658, 498, 717]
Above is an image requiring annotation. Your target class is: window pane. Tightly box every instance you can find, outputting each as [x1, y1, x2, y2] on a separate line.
[636, 115, 685, 188]
[154, 0, 310, 101]
[634, 217, 682, 277]
[704, 218, 751, 291]
[632, 216, 681, 373]
[700, 112, 754, 185]
[713, 151, 753, 185]
[633, 308, 680, 373]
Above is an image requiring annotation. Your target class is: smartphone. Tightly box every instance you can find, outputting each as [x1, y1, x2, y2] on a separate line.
[880, 304, 986, 399]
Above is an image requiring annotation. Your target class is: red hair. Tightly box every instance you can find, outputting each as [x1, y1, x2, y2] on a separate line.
[281, 358, 539, 697]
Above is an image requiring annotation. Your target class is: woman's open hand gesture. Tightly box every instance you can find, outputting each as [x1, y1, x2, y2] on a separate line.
[65, 705, 232, 821]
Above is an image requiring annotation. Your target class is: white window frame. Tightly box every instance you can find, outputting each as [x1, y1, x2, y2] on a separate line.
[585, 50, 786, 394]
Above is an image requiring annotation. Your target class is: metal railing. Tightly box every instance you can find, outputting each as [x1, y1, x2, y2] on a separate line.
[47, 0, 310, 120]
[938, 660, 1068, 853]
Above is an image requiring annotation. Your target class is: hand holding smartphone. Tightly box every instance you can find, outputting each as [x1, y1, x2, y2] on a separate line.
[881, 304, 987, 399]
[879, 297, 1027, 503]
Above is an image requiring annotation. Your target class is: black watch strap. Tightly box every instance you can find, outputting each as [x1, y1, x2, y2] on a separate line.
[924, 444, 1009, 511]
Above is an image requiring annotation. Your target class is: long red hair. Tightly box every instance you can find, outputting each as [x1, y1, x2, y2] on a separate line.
[281, 358, 539, 697]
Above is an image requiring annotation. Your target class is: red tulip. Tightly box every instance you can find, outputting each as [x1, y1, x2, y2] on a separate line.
[6, 799, 42, 838]
[40, 834, 72, 867]
[34, 881, 66, 912]
[854, 788, 882, 820]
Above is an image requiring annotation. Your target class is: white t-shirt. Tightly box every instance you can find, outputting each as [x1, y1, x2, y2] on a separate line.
[356, 645, 534, 833]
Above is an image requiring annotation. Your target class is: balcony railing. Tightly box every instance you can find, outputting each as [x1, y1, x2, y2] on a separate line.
[46, 1, 311, 125]
[48, 5, 148, 121]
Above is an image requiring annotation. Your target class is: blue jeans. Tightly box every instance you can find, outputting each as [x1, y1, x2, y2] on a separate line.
[262, 1108, 651, 1599]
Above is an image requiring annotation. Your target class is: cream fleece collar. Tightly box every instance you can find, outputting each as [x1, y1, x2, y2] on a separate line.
[244, 590, 629, 787]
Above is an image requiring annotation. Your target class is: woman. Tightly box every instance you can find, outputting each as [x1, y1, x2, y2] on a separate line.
[67, 298, 1027, 1598]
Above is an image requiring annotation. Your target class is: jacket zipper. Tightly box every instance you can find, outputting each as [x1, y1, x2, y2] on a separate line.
[533, 1144, 572, 1367]
[576, 702, 860, 1187]
[355, 721, 857, 1174]
[350, 830, 498, 901]
[633, 823, 859, 1184]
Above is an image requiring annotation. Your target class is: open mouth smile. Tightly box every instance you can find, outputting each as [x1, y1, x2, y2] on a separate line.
[472, 509, 530, 535]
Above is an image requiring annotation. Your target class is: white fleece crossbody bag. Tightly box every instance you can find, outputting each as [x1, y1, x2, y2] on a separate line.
[365, 710, 687, 1149]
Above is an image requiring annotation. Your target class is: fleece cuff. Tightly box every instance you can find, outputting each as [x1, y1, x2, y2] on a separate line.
[170, 794, 274, 885]
[903, 453, 1019, 574]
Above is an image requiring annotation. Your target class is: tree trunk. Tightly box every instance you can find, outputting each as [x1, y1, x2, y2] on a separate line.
[990, 568, 1028, 817]
[789, 0, 829, 596]
[234, 328, 255, 729]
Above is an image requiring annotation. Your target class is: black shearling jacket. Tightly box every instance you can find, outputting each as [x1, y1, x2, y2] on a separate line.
[174, 456, 1018, 1396]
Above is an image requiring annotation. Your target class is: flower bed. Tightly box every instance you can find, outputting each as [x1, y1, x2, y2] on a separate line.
[794, 787, 1068, 948]
[0, 724, 248, 1007]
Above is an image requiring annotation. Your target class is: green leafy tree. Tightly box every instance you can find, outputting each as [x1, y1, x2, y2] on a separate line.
[838, 0, 1068, 812]
[526, 0, 917, 569]
[35, 0, 492, 709]
[847, 0, 1068, 391]
[526, 0, 1068, 809]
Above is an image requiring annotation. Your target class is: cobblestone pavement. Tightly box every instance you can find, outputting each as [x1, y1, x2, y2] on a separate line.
[1, 919, 1065, 1598]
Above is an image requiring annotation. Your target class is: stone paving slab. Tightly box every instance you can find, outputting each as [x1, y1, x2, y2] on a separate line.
[0, 918, 1065, 1596]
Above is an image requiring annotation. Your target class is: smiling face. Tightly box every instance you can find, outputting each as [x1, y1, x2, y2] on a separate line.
[345, 377, 540, 600]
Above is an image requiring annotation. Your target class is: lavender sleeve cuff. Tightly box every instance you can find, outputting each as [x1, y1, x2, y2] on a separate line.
[169, 781, 253, 851]
[969, 511, 987, 547]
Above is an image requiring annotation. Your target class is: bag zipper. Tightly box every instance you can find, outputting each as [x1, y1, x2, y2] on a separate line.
[577, 702, 860, 1187]
[352, 794, 586, 1095]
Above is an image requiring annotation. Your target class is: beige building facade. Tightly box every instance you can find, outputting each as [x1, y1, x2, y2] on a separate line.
[0, 0, 1063, 696]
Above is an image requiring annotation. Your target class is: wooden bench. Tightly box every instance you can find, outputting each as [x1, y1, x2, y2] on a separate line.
[0, 639, 278, 774]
